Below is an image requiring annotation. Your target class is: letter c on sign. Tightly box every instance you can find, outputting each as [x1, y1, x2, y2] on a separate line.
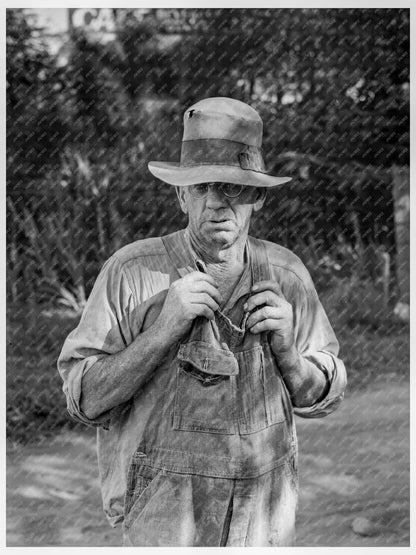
[71, 9, 98, 28]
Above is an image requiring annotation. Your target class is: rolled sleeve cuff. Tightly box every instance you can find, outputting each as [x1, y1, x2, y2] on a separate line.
[64, 356, 111, 429]
[294, 351, 347, 418]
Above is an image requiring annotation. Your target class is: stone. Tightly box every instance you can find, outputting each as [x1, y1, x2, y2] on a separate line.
[351, 516, 380, 537]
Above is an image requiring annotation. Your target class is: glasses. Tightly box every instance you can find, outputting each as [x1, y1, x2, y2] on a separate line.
[188, 183, 248, 199]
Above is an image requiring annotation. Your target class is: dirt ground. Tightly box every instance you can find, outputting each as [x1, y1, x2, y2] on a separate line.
[6, 381, 409, 547]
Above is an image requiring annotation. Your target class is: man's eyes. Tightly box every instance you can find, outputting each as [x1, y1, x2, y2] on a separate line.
[223, 184, 244, 196]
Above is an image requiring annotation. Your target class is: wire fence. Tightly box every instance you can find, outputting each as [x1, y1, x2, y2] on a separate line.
[6, 7, 410, 547]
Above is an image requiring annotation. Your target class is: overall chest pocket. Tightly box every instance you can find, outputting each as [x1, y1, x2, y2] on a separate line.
[172, 339, 289, 436]
[172, 340, 238, 434]
[235, 344, 288, 434]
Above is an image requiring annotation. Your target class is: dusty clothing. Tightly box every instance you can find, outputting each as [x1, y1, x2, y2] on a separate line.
[57, 228, 346, 545]
[122, 457, 298, 546]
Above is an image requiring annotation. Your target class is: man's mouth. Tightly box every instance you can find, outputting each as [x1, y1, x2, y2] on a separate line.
[206, 214, 233, 222]
[206, 219, 234, 227]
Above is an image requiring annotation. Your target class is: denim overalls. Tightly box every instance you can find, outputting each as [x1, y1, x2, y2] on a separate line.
[122, 234, 298, 546]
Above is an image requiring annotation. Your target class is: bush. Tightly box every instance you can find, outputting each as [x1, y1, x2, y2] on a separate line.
[7, 129, 187, 307]
[7, 304, 81, 444]
[319, 276, 409, 390]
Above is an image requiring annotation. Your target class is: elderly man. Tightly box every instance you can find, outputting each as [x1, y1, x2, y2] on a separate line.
[58, 97, 346, 547]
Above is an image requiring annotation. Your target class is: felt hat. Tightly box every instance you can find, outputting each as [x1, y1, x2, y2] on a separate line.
[148, 97, 292, 188]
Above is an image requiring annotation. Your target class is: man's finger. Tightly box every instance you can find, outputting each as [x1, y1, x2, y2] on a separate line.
[244, 290, 283, 312]
[246, 306, 283, 330]
[187, 270, 218, 287]
[191, 281, 222, 305]
[192, 302, 216, 321]
[192, 293, 220, 313]
[249, 318, 282, 335]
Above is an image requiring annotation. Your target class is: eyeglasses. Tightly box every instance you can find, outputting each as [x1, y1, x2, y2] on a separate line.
[188, 183, 248, 199]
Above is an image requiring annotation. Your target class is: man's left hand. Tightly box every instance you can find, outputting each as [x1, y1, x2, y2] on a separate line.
[245, 280, 295, 356]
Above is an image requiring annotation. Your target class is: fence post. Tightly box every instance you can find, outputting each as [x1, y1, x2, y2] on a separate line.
[391, 164, 410, 322]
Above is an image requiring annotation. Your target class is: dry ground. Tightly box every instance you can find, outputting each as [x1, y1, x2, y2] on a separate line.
[6, 381, 409, 547]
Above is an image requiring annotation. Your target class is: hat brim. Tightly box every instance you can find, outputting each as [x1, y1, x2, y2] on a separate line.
[148, 162, 292, 188]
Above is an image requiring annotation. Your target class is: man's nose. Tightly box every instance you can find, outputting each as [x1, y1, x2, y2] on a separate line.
[205, 186, 228, 208]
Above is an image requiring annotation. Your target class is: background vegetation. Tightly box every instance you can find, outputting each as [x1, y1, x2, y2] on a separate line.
[6, 8, 409, 443]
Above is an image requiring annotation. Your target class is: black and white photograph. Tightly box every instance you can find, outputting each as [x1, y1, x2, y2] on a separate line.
[5, 5, 410, 548]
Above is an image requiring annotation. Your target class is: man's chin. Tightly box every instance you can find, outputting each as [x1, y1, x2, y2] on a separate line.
[196, 221, 243, 248]
[207, 229, 238, 246]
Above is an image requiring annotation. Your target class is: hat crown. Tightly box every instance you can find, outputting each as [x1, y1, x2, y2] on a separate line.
[147, 96, 292, 188]
[183, 97, 263, 147]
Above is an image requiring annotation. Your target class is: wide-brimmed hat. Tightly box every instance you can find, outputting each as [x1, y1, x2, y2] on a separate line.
[148, 97, 292, 188]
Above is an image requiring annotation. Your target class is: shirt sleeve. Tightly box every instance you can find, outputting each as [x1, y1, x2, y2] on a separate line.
[57, 256, 136, 428]
[290, 269, 347, 418]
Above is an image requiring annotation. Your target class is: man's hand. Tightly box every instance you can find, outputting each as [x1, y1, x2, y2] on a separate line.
[245, 280, 295, 357]
[156, 271, 222, 344]
[79, 272, 220, 421]
[244, 280, 329, 407]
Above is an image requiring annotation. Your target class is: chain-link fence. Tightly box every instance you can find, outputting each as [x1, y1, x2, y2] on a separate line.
[6, 8, 409, 547]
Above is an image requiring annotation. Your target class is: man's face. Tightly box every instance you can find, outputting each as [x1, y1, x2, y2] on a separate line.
[177, 182, 266, 250]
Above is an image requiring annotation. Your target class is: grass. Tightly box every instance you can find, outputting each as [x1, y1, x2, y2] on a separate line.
[6, 276, 409, 445]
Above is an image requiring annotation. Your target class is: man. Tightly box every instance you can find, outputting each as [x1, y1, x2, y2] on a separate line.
[58, 97, 347, 547]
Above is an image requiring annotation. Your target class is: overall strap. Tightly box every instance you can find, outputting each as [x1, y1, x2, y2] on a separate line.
[161, 230, 195, 277]
[247, 236, 272, 283]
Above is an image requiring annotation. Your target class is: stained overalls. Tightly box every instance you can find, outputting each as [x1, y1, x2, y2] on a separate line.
[122, 234, 298, 546]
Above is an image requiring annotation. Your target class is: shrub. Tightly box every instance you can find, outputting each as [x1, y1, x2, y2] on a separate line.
[7, 304, 83, 444]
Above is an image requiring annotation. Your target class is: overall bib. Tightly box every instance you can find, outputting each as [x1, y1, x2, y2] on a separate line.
[122, 233, 298, 546]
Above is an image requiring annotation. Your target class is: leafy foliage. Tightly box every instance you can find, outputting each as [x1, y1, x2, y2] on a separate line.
[6, 9, 68, 182]
[7, 305, 81, 443]
[6, 8, 409, 306]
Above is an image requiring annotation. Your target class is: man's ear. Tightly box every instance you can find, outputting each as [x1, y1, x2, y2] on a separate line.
[176, 186, 188, 214]
[253, 187, 267, 212]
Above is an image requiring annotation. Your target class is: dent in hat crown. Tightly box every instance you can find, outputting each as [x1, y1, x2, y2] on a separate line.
[182, 97, 263, 147]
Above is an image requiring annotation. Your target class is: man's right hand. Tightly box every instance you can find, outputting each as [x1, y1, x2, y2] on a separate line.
[78, 271, 220, 421]
[155, 271, 222, 344]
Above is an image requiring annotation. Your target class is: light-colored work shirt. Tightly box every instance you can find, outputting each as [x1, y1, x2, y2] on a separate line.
[57, 228, 347, 528]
